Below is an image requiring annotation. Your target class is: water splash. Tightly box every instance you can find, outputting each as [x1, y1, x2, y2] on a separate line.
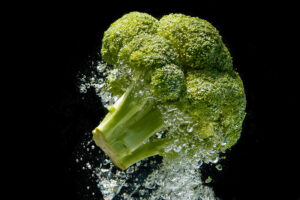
[78, 60, 222, 200]
[144, 156, 217, 200]
[74, 136, 217, 200]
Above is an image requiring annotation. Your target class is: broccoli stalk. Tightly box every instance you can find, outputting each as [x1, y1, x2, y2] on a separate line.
[92, 84, 166, 170]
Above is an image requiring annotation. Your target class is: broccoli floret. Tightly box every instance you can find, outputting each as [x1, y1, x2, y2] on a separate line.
[118, 33, 179, 71]
[183, 69, 246, 150]
[92, 12, 246, 170]
[104, 67, 131, 96]
[101, 12, 158, 65]
[151, 64, 185, 101]
[157, 13, 232, 71]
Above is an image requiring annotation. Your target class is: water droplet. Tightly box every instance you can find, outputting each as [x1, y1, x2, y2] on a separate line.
[101, 168, 109, 173]
[215, 164, 222, 171]
[103, 159, 111, 165]
[174, 145, 182, 152]
[205, 177, 212, 183]
[187, 127, 193, 133]
[211, 157, 219, 164]
[86, 162, 92, 169]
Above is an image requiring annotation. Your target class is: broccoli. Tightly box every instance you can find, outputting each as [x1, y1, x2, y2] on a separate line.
[92, 12, 246, 170]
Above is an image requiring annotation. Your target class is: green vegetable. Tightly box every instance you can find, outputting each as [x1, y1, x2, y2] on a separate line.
[157, 13, 232, 71]
[93, 12, 246, 170]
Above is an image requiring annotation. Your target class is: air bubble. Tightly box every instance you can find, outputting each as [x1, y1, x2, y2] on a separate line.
[187, 127, 193, 133]
[215, 164, 222, 171]
[86, 162, 92, 170]
[205, 177, 212, 183]
[173, 145, 182, 152]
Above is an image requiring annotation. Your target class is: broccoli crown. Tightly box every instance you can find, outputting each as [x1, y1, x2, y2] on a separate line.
[93, 12, 247, 170]
[118, 33, 179, 71]
[157, 13, 233, 71]
[101, 12, 158, 65]
[183, 69, 246, 150]
[151, 64, 185, 101]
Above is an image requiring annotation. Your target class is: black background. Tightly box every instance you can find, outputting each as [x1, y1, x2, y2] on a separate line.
[19, 2, 299, 200]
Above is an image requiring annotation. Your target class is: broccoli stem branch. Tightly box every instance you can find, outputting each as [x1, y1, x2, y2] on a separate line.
[92, 85, 165, 170]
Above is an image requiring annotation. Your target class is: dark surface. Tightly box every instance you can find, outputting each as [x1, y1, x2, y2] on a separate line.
[24, 2, 298, 200]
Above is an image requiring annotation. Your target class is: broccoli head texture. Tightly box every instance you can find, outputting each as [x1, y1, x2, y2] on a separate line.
[118, 33, 179, 72]
[93, 12, 246, 170]
[183, 69, 246, 147]
[105, 68, 130, 96]
[157, 14, 233, 71]
[151, 64, 185, 101]
[101, 12, 158, 65]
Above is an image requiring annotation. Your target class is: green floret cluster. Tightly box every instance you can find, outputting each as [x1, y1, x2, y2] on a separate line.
[157, 14, 233, 71]
[101, 12, 158, 65]
[118, 33, 179, 71]
[151, 64, 185, 101]
[184, 69, 246, 148]
[93, 12, 246, 170]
